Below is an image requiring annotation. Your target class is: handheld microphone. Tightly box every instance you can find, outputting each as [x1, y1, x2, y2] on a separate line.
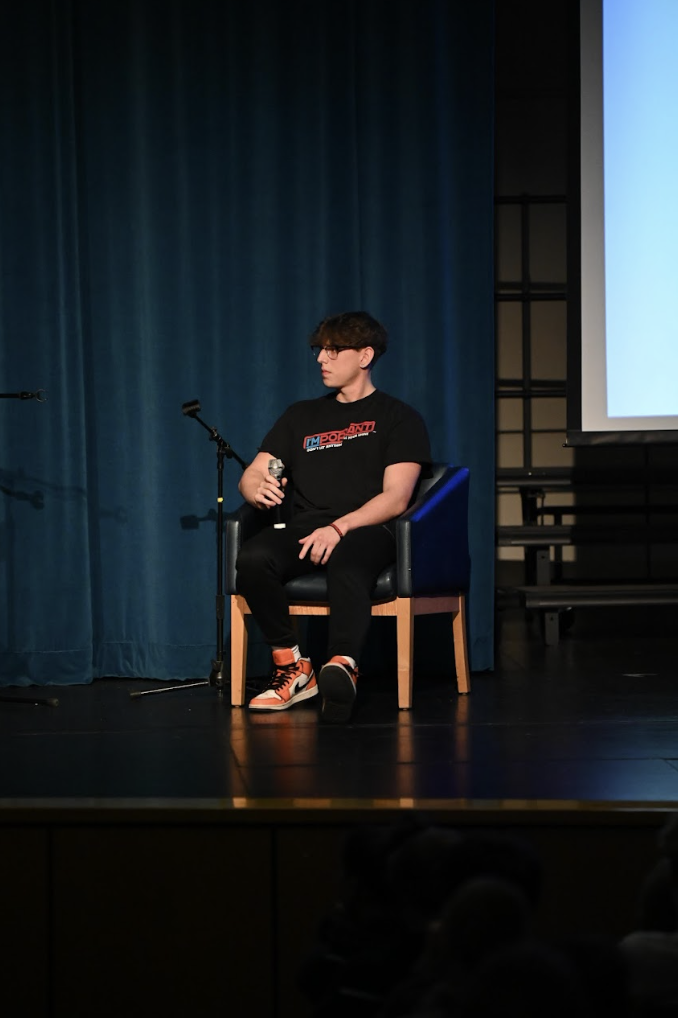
[268, 458, 286, 529]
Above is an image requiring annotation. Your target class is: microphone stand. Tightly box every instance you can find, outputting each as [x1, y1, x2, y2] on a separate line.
[130, 400, 247, 701]
[1, 388, 57, 705]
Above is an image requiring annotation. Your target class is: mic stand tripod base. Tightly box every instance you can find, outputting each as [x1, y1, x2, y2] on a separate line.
[209, 659, 226, 686]
[129, 677, 225, 701]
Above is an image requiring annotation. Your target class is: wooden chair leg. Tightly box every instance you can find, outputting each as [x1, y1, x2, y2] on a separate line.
[453, 595, 471, 695]
[395, 597, 415, 710]
[230, 595, 249, 706]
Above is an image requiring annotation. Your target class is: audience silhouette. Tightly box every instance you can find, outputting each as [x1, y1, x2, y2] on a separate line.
[299, 813, 678, 1017]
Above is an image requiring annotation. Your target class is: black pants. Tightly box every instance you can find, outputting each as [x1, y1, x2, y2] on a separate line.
[235, 513, 396, 662]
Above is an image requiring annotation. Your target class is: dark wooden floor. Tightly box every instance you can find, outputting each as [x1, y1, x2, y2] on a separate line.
[1, 604, 678, 804]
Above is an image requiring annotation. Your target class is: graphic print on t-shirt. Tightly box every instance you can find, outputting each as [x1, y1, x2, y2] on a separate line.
[303, 420, 375, 451]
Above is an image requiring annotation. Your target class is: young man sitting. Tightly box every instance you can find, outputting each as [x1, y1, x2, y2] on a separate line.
[236, 311, 431, 722]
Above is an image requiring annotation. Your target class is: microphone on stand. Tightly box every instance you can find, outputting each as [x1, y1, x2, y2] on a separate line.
[268, 458, 286, 529]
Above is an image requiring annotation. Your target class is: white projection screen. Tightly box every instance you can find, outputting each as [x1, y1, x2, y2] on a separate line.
[568, 0, 678, 444]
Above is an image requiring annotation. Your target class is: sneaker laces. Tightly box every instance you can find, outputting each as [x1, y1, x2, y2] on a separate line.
[266, 662, 300, 691]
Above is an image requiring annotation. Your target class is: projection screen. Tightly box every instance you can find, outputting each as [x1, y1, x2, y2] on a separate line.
[568, 0, 678, 444]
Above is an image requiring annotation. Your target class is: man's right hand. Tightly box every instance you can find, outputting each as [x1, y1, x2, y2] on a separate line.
[239, 450, 288, 510]
[253, 473, 287, 511]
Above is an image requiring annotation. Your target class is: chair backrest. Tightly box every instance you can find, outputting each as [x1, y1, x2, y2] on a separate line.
[414, 462, 449, 501]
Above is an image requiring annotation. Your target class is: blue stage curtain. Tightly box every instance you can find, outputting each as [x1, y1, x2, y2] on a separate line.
[0, 0, 494, 686]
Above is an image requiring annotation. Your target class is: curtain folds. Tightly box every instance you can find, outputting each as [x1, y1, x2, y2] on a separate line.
[0, 0, 494, 686]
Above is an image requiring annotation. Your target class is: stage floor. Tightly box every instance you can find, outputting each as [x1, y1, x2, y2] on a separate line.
[1, 605, 678, 806]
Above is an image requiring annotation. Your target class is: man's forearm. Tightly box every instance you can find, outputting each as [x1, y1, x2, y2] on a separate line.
[332, 463, 421, 535]
[239, 465, 267, 507]
[333, 489, 410, 535]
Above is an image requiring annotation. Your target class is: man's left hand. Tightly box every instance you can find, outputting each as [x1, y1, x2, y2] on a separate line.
[298, 526, 342, 565]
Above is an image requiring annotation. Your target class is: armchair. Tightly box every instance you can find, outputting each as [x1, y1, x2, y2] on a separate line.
[225, 464, 471, 709]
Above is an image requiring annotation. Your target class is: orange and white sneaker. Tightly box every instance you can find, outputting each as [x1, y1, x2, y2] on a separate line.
[248, 649, 318, 711]
[318, 656, 358, 723]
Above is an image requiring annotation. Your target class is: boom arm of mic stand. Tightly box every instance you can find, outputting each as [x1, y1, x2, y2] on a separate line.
[184, 410, 248, 471]
[0, 390, 48, 401]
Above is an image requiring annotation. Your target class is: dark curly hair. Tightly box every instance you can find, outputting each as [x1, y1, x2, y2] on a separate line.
[310, 311, 388, 364]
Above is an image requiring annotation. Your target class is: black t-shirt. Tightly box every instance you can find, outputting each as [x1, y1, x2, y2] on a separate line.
[259, 389, 432, 518]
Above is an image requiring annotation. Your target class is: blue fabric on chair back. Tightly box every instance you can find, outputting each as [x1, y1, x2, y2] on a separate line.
[396, 465, 470, 597]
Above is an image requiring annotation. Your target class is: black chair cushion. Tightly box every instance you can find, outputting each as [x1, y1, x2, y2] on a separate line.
[284, 563, 397, 602]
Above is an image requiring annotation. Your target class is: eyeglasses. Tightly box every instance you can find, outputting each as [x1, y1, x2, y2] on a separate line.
[310, 344, 360, 360]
